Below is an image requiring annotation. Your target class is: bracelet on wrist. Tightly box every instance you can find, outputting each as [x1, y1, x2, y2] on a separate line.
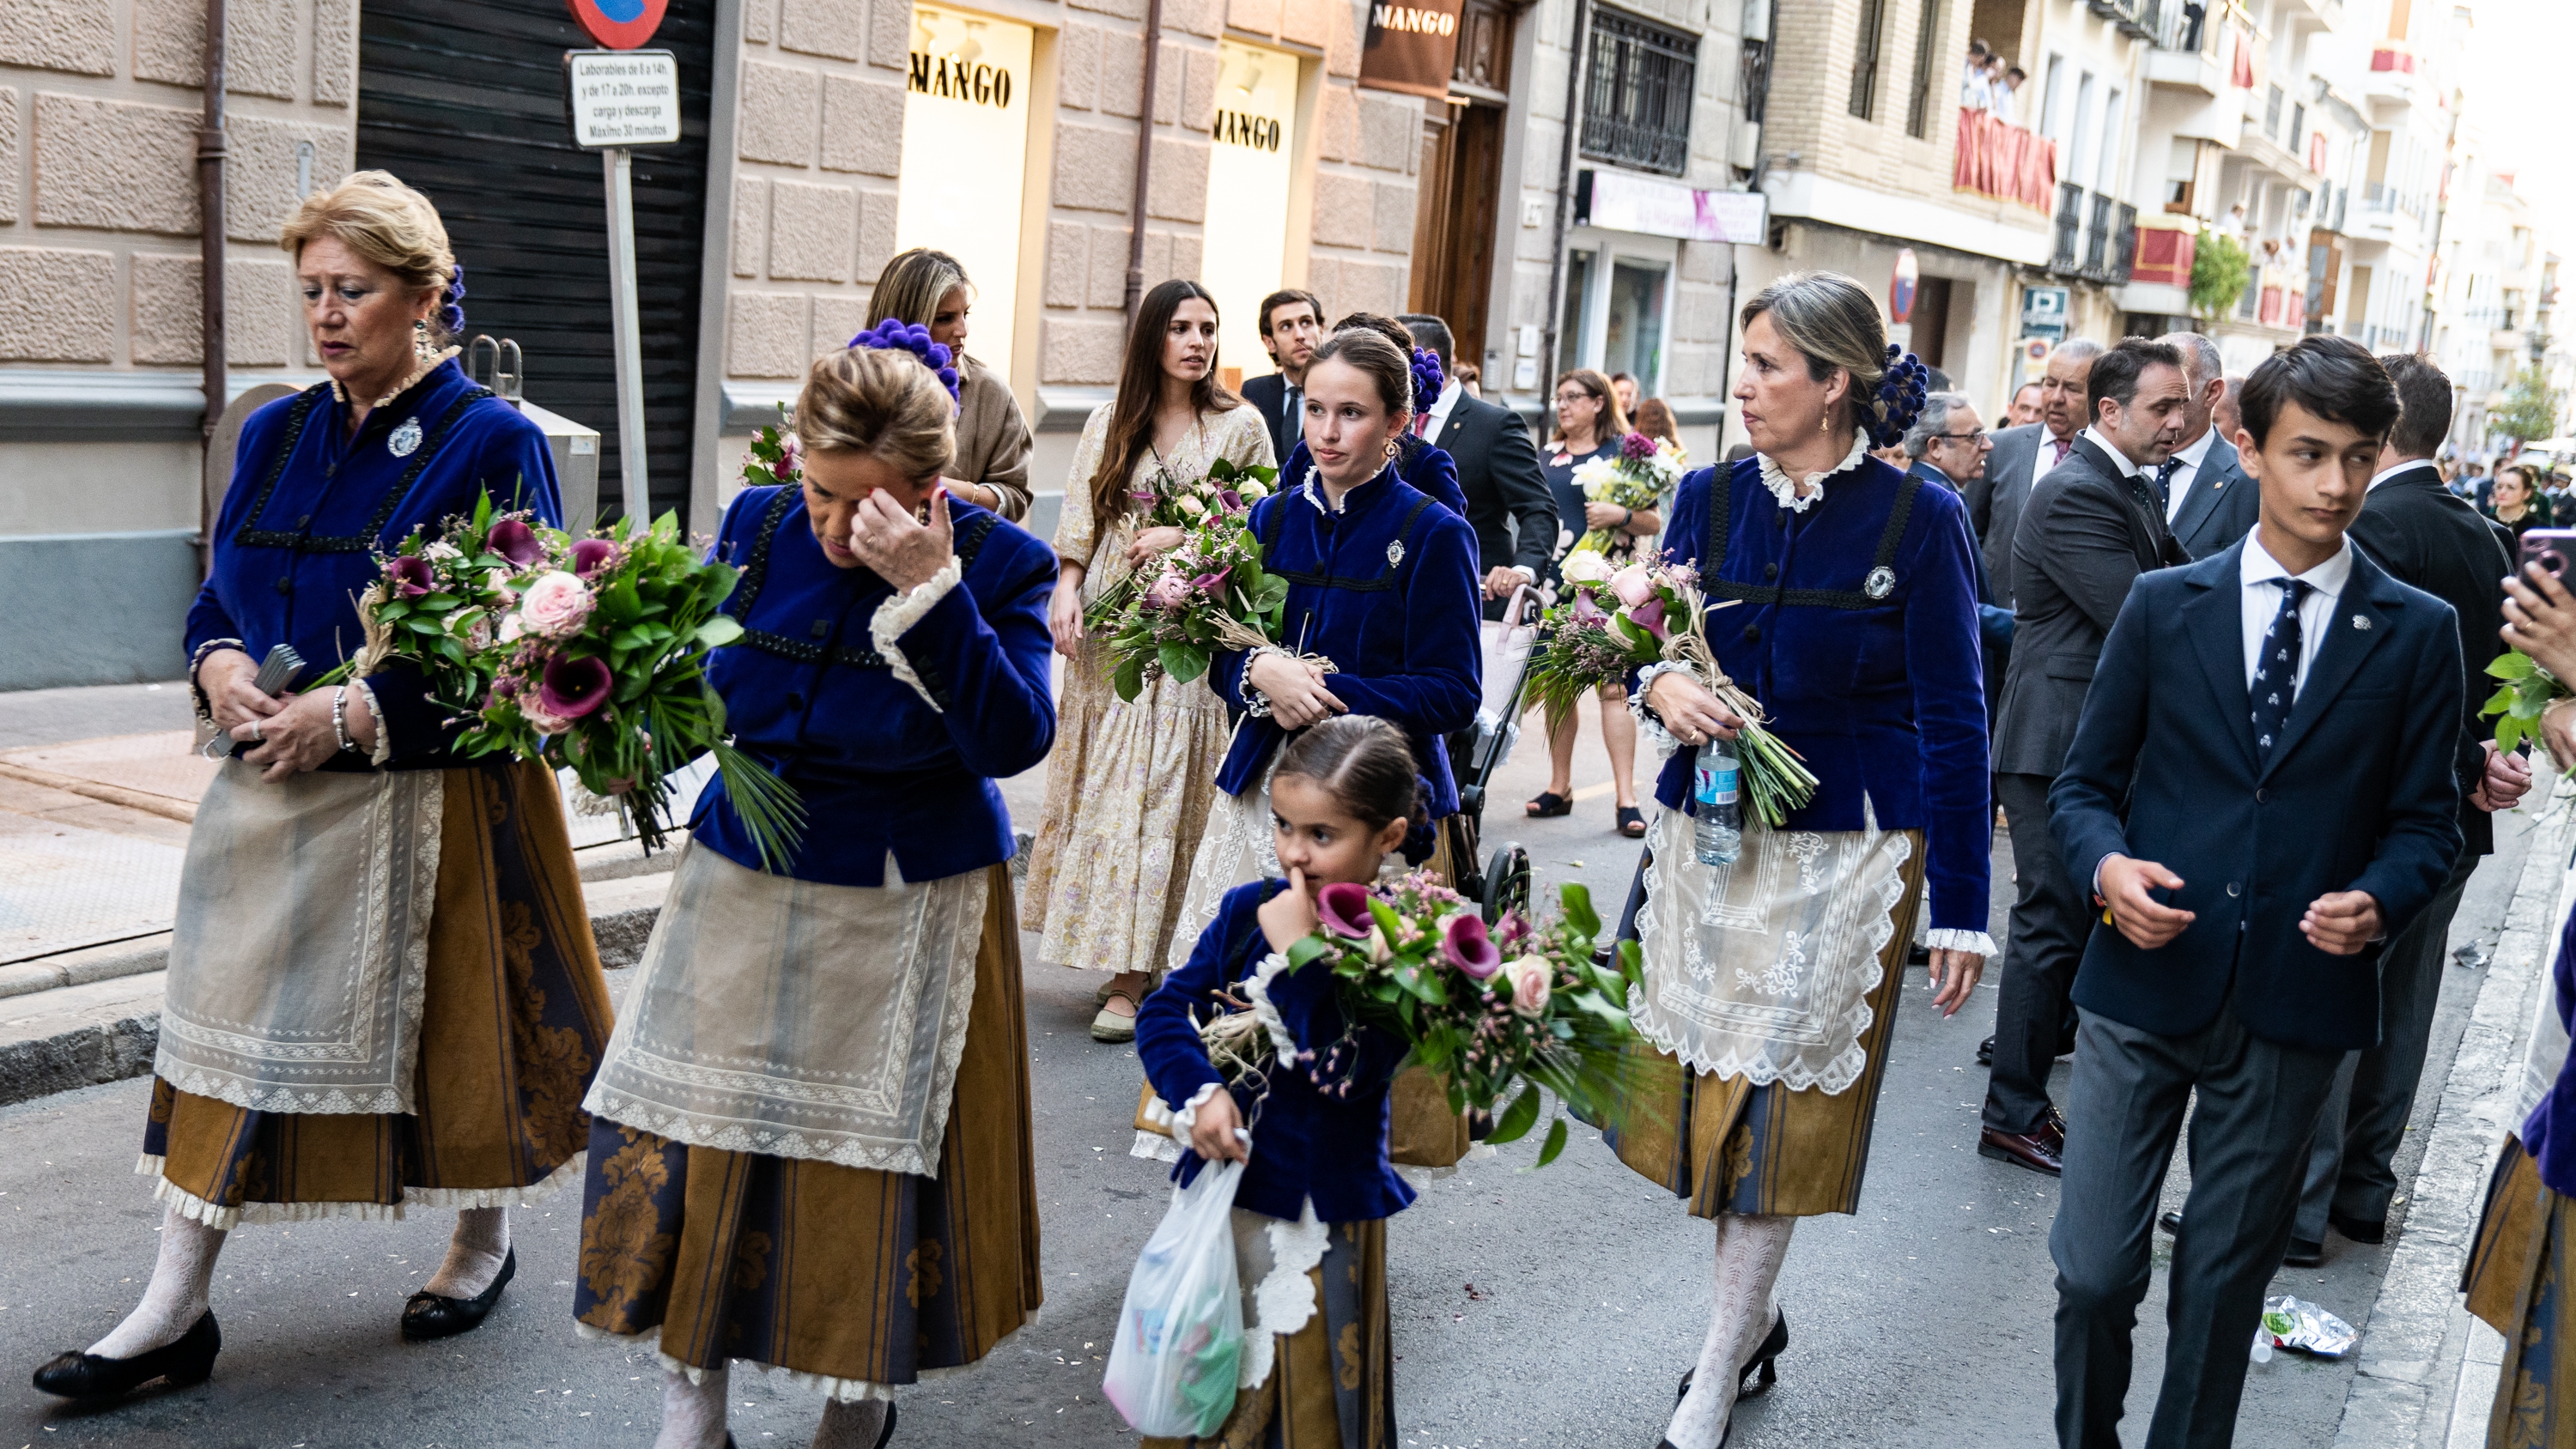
[331, 686, 361, 754]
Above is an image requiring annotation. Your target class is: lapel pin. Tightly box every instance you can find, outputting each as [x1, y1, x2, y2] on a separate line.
[2353, 615, 2370, 630]
[1386, 539, 1405, 566]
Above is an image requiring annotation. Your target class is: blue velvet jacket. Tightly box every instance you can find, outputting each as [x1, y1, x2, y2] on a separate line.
[1279, 433, 1469, 522]
[1649, 453, 1993, 934]
[692, 485, 1057, 886]
[186, 360, 562, 770]
[1136, 879, 1416, 1223]
[2525, 906, 2576, 1197]
[1210, 464, 1483, 817]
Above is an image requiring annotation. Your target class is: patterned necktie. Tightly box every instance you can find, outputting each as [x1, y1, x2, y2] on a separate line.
[2051, 436, 2073, 465]
[2154, 458, 2183, 511]
[2251, 578, 2313, 760]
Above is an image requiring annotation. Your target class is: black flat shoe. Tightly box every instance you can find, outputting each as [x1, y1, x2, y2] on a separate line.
[1617, 805, 1648, 838]
[401, 1248, 516, 1341]
[874, 1402, 899, 1447]
[33, 1310, 220, 1399]
[1526, 791, 1572, 818]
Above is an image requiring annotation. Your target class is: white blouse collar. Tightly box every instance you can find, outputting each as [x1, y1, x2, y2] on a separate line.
[1755, 431, 1871, 514]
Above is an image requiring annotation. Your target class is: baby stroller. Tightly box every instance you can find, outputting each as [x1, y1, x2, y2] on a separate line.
[1449, 585, 1544, 925]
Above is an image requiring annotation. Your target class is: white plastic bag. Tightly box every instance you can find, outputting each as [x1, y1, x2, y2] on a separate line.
[1103, 1156, 1247, 1438]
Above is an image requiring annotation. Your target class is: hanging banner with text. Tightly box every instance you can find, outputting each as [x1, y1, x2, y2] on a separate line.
[1358, 0, 1463, 100]
[564, 49, 682, 148]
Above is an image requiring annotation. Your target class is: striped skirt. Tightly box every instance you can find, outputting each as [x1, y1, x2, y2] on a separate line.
[1139, 1217, 1394, 1449]
[1600, 836, 1928, 1219]
[140, 761, 613, 1225]
[2464, 1135, 2576, 1446]
[571, 864, 1042, 1396]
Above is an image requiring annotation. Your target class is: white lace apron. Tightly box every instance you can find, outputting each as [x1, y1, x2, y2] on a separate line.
[155, 761, 444, 1115]
[582, 842, 988, 1177]
[1632, 801, 1912, 1095]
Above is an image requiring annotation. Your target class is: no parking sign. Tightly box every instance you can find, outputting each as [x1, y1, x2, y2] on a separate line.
[566, 0, 666, 50]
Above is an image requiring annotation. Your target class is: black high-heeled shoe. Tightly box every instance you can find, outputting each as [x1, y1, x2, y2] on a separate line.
[401, 1247, 516, 1341]
[32, 1310, 220, 1399]
[1674, 1307, 1791, 1404]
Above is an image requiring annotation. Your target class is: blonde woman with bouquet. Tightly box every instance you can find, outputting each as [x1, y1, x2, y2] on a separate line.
[1026, 279, 1276, 1042]
[1606, 272, 1991, 1449]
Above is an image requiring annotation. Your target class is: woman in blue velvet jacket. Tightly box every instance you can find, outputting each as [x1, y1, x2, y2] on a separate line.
[1163, 326, 1484, 971]
[1608, 273, 1995, 1449]
[1273, 311, 1470, 523]
[1134, 717, 1421, 1447]
[572, 344, 1055, 1449]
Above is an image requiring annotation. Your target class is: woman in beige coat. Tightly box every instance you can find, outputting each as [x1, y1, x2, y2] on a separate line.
[865, 248, 1035, 520]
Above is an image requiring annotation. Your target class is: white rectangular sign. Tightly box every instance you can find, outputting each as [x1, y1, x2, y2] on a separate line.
[1579, 169, 1767, 244]
[566, 50, 681, 149]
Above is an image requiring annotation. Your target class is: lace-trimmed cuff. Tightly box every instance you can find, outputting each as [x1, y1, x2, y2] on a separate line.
[868, 555, 964, 712]
[1163, 1080, 1224, 1137]
[349, 677, 392, 767]
[1238, 646, 1291, 718]
[1627, 661, 1694, 758]
[1925, 929, 1998, 956]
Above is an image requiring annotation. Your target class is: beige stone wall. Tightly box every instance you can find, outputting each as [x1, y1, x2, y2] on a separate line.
[0, 0, 353, 368]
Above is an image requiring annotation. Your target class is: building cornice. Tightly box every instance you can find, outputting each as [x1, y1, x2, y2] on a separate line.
[1760, 170, 2053, 267]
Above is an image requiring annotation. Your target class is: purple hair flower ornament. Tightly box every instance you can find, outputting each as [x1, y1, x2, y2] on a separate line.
[848, 318, 966, 413]
[1409, 347, 1445, 415]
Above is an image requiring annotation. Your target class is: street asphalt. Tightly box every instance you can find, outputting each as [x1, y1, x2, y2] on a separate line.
[0, 694, 2542, 1447]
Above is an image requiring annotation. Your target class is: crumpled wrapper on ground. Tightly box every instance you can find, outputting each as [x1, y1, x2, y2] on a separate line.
[2250, 1294, 2359, 1361]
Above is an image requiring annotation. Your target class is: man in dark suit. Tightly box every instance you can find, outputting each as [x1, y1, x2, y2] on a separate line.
[1979, 337, 2191, 1178]
[2276, 353, 2529, 1258]
[2156, 331, 2261, 559]
[2046, 336, 2463, 1447]
[1970, 338, 2102, 606]
[1237, 288, 1321, 465]
[1904, 391, 2013, 729]
[1396, 313, 1557, 614]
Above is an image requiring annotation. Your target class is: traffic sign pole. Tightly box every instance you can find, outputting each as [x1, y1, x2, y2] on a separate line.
[602, 145, 649, 525]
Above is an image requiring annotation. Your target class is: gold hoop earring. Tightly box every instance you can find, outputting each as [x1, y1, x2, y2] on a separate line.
[1383, 437, 1400, 462]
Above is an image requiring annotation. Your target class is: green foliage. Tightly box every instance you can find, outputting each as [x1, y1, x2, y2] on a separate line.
[2482, 648, 2566, 755]
[2190, 230, 2254, 324]
[2495, 366, 2560, 451]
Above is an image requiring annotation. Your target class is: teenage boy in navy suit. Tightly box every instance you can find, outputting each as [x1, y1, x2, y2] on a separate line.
[2044, 336, 2464, 1449]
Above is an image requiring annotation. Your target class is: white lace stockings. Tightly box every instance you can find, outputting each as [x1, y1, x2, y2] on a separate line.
[655, 1365, 731, 1449]
[88, 1204, 228, 1360]
[422, 1205, 511, 1300]
[811, 1396, 892, 1448]
[1665, 1211, 1794, 1449]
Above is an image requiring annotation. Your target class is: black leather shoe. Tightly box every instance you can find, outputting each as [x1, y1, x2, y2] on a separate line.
[1978, 1115, 2065, 1176]
[2281, 1237, 2326, 1269]
[1978, 1034, 1995, 1066]
[2158, 1210, 2184, 1236]
[2329, 1210, 2387, 1245]
[32, 1310, 220, 1399]
[401, 1248, 516, 1341]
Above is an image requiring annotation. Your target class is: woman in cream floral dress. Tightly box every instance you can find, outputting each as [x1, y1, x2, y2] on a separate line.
[1024, 279, 1274, 1041]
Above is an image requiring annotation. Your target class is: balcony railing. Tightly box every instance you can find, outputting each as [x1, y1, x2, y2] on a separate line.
[2046, 188, 2136, 283]
[2087, 0, 2154, 37]
[1956, 109, 2059, 212]
[2084, 193, 2114, 275]
[2053, 183, 2084, 271]
[2140, 0, 2203, 52]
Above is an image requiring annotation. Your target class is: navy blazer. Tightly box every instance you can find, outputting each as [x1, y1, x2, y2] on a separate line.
[1279, 433, 1469, 522]
[1210, 464, 1483, 817]
[2169, 428, 2259, 561]
[1240, 372, 1302, 468]
[1136, 879, 1417, 1223]
[2048, 539, 2465, 1051]
[1649, 454, 1993, 935]
[693, 485, 1057, 886]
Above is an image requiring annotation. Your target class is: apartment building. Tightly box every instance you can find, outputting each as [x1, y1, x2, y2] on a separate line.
[2429, 156, 2543, 451]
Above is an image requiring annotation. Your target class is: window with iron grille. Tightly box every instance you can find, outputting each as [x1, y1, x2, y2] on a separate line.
[1850, 0, 1886, 120]
[1582, 8, 1699, 177]
[1905, 0, 1943, 137]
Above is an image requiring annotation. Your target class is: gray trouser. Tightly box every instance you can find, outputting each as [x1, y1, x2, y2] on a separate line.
[2051, 1001, 2343, 1449]
[1986, 771, 2088, 1135]
[2292, 852, 2478, 1242]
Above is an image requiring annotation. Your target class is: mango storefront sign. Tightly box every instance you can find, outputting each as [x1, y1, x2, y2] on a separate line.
[895, 4, 1035, 378]
[1358, 0, 1461, 100]
[1203, 39, 1302, 393]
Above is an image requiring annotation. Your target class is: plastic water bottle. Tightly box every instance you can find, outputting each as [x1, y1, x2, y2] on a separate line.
[1692, 737, 1742, 866]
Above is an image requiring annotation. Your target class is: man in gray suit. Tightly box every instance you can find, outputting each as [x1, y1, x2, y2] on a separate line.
[1970, 339, 2104, 605]
[1978, 337, 2192, 1177]
[2156, 332, 2260, 559]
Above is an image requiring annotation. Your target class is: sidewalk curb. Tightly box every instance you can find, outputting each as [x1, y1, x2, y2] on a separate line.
[2332, 805, 2573, 1448]
[0, 873, 671, 1109]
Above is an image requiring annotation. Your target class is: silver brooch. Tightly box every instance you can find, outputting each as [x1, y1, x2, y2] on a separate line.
[1386, 539, 1406, 566]
[2353, 615, 2371, 630]
[389, 416, 422, 458]
[1864, 566, 1895, 599]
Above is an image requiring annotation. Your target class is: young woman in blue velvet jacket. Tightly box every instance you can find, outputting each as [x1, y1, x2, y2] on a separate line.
[1163, 326, 1485, 971]
[1133, 716, 1424, 1448]
[1614, 273, 1996, 1449]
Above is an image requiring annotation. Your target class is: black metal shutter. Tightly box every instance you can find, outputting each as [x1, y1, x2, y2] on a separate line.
[356, 0, 713, 527]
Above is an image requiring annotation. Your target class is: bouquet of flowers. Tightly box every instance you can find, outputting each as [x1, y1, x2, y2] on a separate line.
[1082, 457, 1277, 631]
[1525, 549, 1820, 828]
[738, 407, 802, 492]
[333, 492, 807, 871]
[1092, 506, 1299, 703]
[1571, 431, 1685, 556]
[1200, 873, 1647, 1167]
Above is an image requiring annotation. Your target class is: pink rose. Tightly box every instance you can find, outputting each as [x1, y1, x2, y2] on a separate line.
[1607, 564, 1657, 609]
[1439, 912, 1502, 979]
[519, 698, 571, 736]
[1316, 882, 1376, 940]
[487, 519, 545, 569]
[1499, 955, 1552, 1016]
[519, 571, 595, 639]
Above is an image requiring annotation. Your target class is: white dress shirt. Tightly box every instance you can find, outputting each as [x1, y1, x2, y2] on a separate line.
[2079, 425, 2142, 478]
[2366, 458, 2427, 493]
[2239, 531, 2353, 693]
[2032, 426, 2080, 492]
[1422, 378, 1464, 442]
[2160, 424, 2219, 523]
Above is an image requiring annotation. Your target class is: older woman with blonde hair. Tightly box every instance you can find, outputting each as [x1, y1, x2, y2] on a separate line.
[32, 171, 611, 1402]
[864, 247, 1035, 520]
[572, 341, 1055, 1449]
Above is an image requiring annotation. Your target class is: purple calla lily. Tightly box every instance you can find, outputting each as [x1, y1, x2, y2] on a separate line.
[568, 537, 619, 579]
[1441, 912, 1503, 979]
[487, 519, 545, 568]
[385, 555, 434, 598]
[536, 652, 611, 720]
[1625, 598, 1669, 640]
[1317, 882, 1376, 940]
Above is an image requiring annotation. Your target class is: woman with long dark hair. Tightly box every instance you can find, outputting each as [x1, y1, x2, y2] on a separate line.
[1024, 279, 1276, 1042]
[864, 247, 1034, 520]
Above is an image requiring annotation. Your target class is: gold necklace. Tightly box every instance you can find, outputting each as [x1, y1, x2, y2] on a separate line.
[331, 345, 460, 409]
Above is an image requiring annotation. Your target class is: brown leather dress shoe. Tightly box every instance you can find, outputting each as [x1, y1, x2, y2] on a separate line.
[1978, 1115, 2065, 1176]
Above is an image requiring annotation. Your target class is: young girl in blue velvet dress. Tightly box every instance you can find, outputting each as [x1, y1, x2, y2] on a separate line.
[1133, 715, 1425, 1449]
